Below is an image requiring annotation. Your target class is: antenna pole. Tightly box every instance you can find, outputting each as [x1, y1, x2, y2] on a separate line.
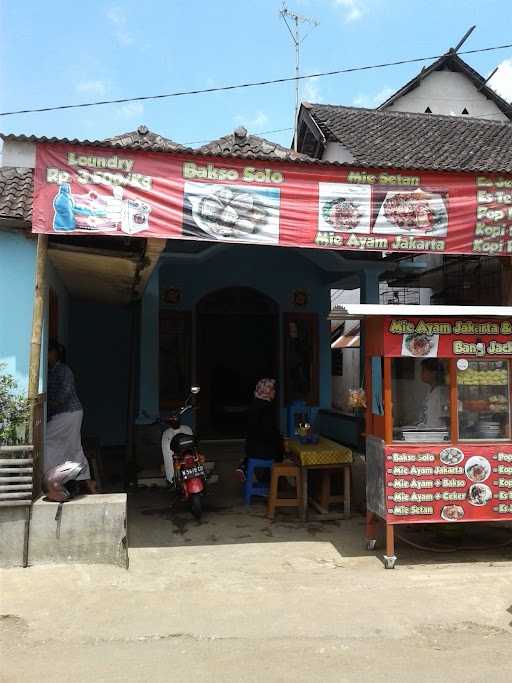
[279, 3, 319, 152]
[294, 13, 300, 133]
[454, 25, 476, 52]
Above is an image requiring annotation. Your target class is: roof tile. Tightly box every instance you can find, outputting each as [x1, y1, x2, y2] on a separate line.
[303, 103, 512, 172]
[0, 167, 33, 221]
[198, 126, 310, 161]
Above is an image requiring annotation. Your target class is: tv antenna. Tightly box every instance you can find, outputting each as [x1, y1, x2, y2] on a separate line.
[279, 2, 319, 150]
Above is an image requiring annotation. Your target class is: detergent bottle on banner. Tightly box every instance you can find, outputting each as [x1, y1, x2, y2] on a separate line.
[53, 183, 76, 231]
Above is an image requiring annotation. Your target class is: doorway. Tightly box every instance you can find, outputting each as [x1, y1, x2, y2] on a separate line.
[197, 287, 278, 439]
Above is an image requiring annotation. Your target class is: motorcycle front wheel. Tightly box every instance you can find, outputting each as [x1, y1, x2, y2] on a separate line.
[190, 492, 202, 521]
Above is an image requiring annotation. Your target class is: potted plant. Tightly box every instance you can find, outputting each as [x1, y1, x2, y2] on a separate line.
[0, 364, 30, 446]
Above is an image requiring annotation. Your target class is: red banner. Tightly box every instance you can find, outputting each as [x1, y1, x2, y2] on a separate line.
[32, 143, 512, 255]
[385, 444, 512, 524]
[383, 318, 512, 357]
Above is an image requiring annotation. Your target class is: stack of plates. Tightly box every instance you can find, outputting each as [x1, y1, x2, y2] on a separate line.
[403, 431, 449, 442]
[478, 421, 501, 438]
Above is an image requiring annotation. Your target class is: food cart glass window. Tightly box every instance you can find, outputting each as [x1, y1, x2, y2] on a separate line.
[391, 358, 450, 442]
[456, 360, 511, 441]
[371, 357, 384, 415]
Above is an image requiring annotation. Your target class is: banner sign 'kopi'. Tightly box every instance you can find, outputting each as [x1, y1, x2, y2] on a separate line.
[32, 143, 512, 256]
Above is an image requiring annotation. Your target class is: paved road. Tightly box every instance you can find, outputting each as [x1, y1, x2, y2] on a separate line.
[2, 528, 512, 682]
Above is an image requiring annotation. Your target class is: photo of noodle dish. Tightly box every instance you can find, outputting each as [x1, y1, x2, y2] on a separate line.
[401, 333, 439, 358]
[373, 188, 448, 237]
[465, 456, 491, 483]
[317, 182, 371, 234]
[322, 198, 362, 231]
[440, 447, 464, 466]
[441, 505, 464, 522]
[183, 182, 280, 243]
[468, 483, 492, 506]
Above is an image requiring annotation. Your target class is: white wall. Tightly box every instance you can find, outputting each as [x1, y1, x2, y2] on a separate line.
[323, 142, 356, 163]
[332, 348, 360, 413]
[2, 141, 36, 168]
[385, 70, 508, 121]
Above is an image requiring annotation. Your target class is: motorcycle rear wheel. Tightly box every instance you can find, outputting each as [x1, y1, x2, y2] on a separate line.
[190, 492, 202, 521]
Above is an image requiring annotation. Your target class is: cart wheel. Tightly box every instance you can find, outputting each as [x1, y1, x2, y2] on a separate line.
[383, 555, 397, 570]
[366, 539, 377, 551]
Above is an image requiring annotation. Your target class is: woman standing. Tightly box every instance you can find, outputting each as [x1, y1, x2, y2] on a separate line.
[236, 378, 283, 482]
[45, 340, 96, 494]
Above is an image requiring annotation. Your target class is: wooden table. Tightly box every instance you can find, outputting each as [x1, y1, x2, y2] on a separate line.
[286, 437, 353, 522]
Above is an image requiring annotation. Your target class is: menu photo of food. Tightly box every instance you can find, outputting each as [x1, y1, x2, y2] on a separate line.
[441, 505, 465, 522]
[401, 332, 440, 358]
[182, 182, 280, 244]
[372, 187, 448, 237]
[465, 456, 491, 483]
[467, 483, 492, 506]
[318, 183, 372, 234]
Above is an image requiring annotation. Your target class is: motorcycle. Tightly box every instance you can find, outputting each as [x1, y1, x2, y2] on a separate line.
[160, 386, 207, 520]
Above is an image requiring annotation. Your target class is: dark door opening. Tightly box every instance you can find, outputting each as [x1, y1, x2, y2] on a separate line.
[198, 288, 278, 439]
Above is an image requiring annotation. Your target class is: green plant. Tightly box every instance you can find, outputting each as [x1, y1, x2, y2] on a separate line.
[0, 364, 30, 445]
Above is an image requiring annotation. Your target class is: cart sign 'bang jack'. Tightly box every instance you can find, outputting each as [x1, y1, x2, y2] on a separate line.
[33, 143, 512, 256]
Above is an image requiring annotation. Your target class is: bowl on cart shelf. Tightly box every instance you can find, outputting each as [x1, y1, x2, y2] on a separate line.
[400, 427, 449, 442]
[478, 421, 503, 438]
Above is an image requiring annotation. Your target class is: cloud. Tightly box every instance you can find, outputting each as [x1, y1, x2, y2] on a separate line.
[105, 5, 133, 46]
[353, 86, 394, 108]
[234, 111, 269, 130]
[303, 76, 322, 103]
[117, 101, 144, 119]
[487, 58, 512, 103]
[332, 0, 367, 22]
[76, 80, 108, 97]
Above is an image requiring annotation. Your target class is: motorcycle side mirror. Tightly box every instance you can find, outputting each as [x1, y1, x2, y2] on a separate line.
[191, 386, 200, 395]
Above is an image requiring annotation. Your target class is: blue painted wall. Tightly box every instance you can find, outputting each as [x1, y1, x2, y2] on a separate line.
[139, 244, 332, 428]
[68, 301, 131, 446]
[0, 230, 36, 393]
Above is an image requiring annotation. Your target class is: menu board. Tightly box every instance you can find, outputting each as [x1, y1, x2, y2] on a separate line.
[385, 445, 512, 524]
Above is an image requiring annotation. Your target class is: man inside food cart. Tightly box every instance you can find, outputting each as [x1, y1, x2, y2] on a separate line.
[418, 358, 449, 427]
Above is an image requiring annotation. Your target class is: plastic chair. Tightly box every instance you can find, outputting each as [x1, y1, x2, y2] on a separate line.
[244, 458, 274, 506]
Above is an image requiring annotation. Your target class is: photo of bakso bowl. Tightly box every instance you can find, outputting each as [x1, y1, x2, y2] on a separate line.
[440, 447, 464, 466]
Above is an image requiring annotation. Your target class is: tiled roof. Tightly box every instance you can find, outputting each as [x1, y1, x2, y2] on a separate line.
[301, 103, 512, 172]
[199, 126, 311, 161]
[1, 126, 312, 163]
[106, 125, 187, 151]
[0, 167, 33, 221]
[1, 126, 192, 153]
[378, 51, 512, 120]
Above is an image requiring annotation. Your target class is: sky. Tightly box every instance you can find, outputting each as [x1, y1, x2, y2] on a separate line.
[1, 0, 512, 149]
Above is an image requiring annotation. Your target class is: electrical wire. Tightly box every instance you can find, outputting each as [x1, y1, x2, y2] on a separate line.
[1, 43, 511, 117]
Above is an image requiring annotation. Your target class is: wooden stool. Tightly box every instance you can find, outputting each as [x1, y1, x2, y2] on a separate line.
[267, 461, 303, 520]
[311, 465, 351, 518]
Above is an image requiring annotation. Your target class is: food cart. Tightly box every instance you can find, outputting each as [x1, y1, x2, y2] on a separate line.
[330, 304, 512, 568]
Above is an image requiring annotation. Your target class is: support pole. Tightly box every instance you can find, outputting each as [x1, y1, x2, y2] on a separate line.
[25, 234, 48, 568]
[28, 235, 48, 427]
[125, 301, 141, 489]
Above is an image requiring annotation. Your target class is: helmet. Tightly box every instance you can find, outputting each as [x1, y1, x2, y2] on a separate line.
[170, 432, 196, 457]
[43, 461, 84, 502]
